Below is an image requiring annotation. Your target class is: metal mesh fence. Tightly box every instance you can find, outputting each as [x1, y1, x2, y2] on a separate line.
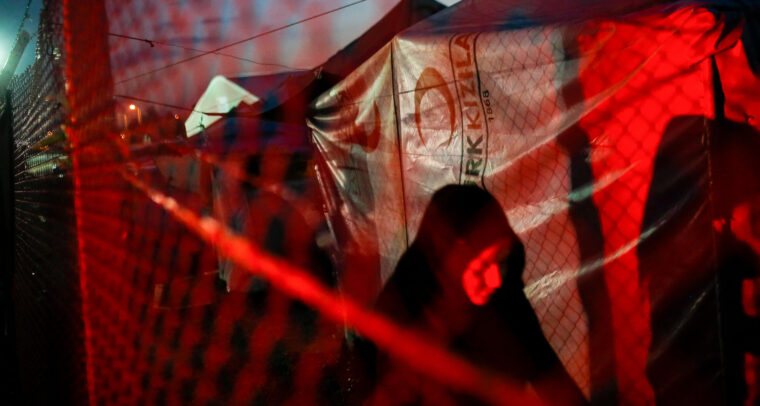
[309, 6, 760, 405]
[34, 1, 480, 405]
[3, 0, 88, 404]
[472, 15, 760, 405]
[3, 1, 760, 405]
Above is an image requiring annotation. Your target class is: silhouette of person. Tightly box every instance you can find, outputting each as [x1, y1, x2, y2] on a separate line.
[640, 115, 760, 405]
[343, 184, 588, 405]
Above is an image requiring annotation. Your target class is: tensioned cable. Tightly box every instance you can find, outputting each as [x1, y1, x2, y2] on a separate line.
[115, 0, 368, 85]
[107, 32, 310, 73]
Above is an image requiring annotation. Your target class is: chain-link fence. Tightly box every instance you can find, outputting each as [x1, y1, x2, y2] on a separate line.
[3, 1, 760, 405]
[310, 4, 760, 405]
[1, 0, 88, 404]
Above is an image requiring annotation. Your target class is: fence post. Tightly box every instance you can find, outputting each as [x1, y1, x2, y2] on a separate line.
[62, 1, 116, 404]
[0, 88, 19, 405]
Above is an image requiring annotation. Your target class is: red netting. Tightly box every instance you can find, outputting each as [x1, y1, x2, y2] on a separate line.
[3, 1, 760, 405]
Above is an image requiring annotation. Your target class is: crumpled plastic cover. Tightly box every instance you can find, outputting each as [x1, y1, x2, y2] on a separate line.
[309, 2, 760, 404]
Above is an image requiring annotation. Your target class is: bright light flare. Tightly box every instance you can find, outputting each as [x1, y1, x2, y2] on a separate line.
[128, 104, 136, 110]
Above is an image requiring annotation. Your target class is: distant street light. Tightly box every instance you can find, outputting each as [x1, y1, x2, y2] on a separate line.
[120, 103, 143, 141]
[130, 103, 142, 124]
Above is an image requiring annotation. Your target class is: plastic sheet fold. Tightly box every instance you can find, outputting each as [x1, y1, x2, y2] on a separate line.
[309, 3, 760, 404]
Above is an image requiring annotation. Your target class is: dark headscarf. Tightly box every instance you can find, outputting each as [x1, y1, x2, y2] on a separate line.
[377, 184, 525, 322]
[370, 184, 587, 405]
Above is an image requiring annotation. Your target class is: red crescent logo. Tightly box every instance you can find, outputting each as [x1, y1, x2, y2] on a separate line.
[415, 68, 456, 146]
[352, 101, 381, 153]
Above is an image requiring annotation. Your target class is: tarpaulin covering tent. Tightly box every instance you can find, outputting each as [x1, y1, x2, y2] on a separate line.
[309, 1, 760, 404]
[171, 0, 446, 289]
[184, 75, 260, 138]
[180, 0, 447, 131]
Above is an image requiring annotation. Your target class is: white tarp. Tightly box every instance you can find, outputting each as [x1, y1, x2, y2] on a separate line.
[308, 2, 759, 403]
[184, 75, 259, 137]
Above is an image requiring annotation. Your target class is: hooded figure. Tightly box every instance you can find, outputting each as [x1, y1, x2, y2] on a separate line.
[364, 184, 588, 405]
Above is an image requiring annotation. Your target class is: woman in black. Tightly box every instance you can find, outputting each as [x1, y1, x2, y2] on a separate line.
[349, 184, 588, 405]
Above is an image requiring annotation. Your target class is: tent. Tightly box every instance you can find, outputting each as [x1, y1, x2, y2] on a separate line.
[184, 0, 447, 135]
[309, 0, 760, 404]
[172, 0, 447, 288]
[184, 70, 315, 137]
[184, 75, 260, 137]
